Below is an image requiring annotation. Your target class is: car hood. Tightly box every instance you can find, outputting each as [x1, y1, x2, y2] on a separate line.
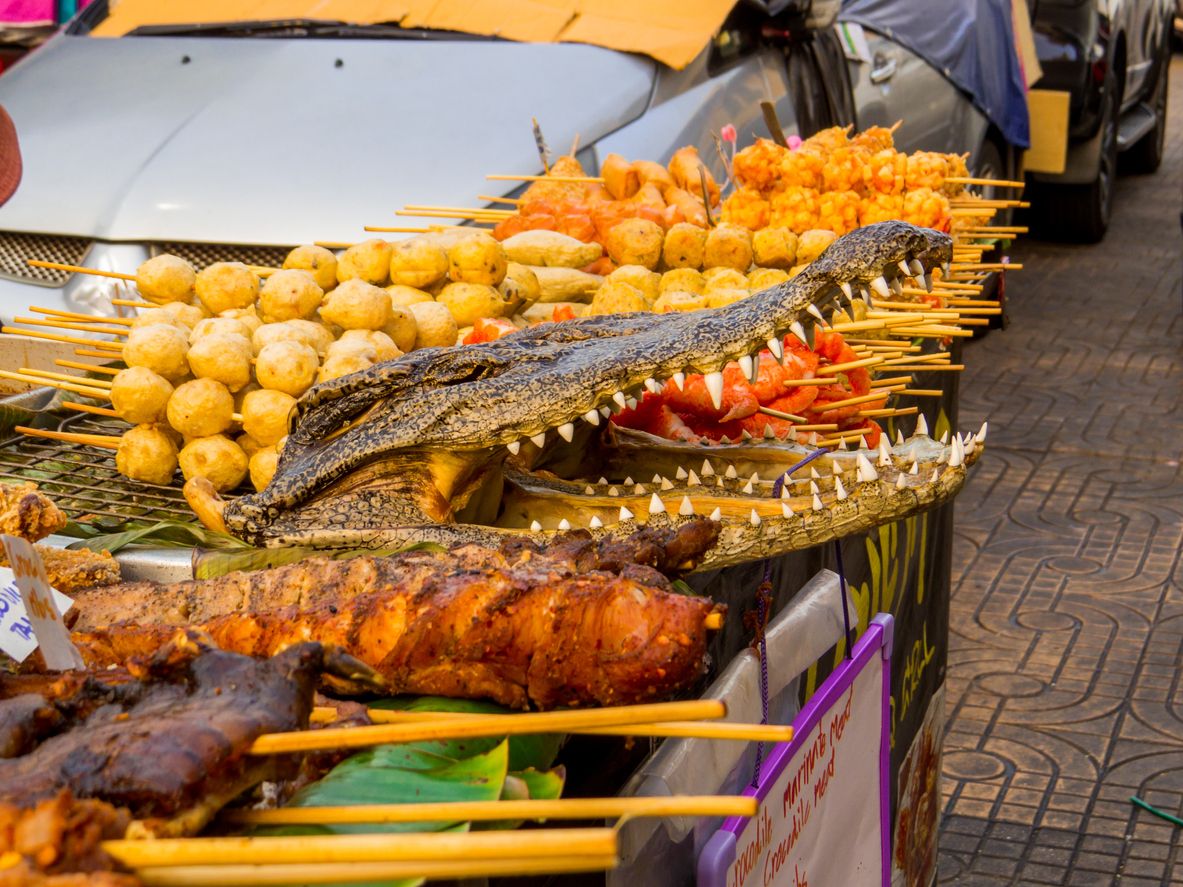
[0, 34, 655, 245]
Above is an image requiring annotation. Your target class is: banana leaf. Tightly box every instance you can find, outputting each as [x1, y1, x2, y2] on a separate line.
[62, 518, 252, 554]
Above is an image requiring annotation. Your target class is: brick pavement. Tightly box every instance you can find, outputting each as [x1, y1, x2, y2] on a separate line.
[936, 55, 1183, 885]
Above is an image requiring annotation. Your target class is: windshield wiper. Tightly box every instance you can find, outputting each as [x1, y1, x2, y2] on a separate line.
[126, 19, 489, 40]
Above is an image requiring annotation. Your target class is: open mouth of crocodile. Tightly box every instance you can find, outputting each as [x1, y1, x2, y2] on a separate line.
[191, 222, 983, 569]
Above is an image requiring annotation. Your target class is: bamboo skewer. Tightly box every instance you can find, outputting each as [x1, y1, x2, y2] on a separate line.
[26, 259, 135, 281]
[857, 406, 918, 419]
[781, 377, 832, 387]
[815, 355, 884, 375]
[884, 364, 966, 371]
[477, 194, 522, 205]
[133, 855, 619, 887]
[110, 298, 156, 308]
[881, 352, 951, 366]
[945, 176, 1026, 188]
[30, 306, 134, 326]
[1, 326, 123, 350]
[14, 425, 119, 449]
[56, 359, 120, 375]
[0, 370, 110, 400]
[12, 316, 130, 337]
[250, 699, 727, 755]
[226, 794, 756, 827]
[314, 241, 356, 249]
[898, 388, 943, 397]
[758, 406, 807, 422]
[363, 225, 445, 234]
[75, 348, 124, 360]
[19, 368, 113, 388]
[62, 401, 119, 418]
[105, 828, 616, 869]
[486, 174, 604, 183]
[402, 205, 515, 216]
[869, 375, 916, 388]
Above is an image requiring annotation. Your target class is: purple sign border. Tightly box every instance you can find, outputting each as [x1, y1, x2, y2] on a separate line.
[697, 613, 895, 887]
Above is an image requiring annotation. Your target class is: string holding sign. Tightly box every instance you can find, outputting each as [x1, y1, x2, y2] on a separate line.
[0, 535, 84, 670]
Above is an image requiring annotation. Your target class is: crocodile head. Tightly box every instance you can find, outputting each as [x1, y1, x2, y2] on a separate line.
[197, 221, 981, 570]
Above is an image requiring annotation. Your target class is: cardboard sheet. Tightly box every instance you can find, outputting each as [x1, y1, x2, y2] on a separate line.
[1023, 88, 1070, 174]
[90, 0, 734, 69]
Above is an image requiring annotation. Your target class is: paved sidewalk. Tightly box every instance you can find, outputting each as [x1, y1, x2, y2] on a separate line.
[937, 56, 1183, 885]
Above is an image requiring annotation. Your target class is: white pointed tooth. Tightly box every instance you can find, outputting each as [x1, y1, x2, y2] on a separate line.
[651, 474, 662, 484]
[949, 436, 964, 468]
[832, 460, 844, 475]
[701, 460, 715, 477]
[790, 321, 808, 344]
[724, 464, 738, 479]
[741, 429, 753, 440]
[598, 477, 608, 485]
[531, 432, 547, 448]
[764, 425, 777, 439]
[675, 466, 688, 480]
[810, 466, 820, 479]
[613, 391, 627, 409]
[648, 493, 666, 515]
[742, 479, 754, 494]
[859, 435, 869, 450]
[717, 476, 726, 488]
[600, 406, 613, 418]
[584, 485, 596, 495]
[687, 470, 701, 486]
[781, 484, 792, 499]
[750, 509, 761, 527]
[557, 422, 575, 442]
[558, 518, 571, 531]
[896, 473, 906, 490]
[619, 505, 634, 521]
[976, 421, 988, 444]
[672, 371, 685, 391]
[809, 480, 820, 495]
[838, 438, 849, 451]
[839, 281, 853, 299]
[767, 337, 784, 359]
[607, 486, 619, 496]
[644, 378, 659, 394]
[530, 520, 543, 531]
[589, 516, 603, 529]
[909, 460, 919, 475]
[931, 468, 940, 483]
[787, 427, 798, 441]
[910, 258, 925, 276]
[634, 484, 646, 495]
[895, 428, 905, 446]
[709, 507, 722, 521]
[507, 441, 521, 455]
[782, 502, 794, 517]
[806, 304, 826, 325]
[889, 276, 903, 297]
[812, 494, 824, 511]
[941, 261, 951, 277]
[856, 453, 878, 483]
[660, 477, 674, 491]
[835, 478, 848, 500]
[623, 476, 634, 485]
[916, 414, 929, 437]
[878, 438, 892, 467]
[738, 355, 754, 378]
[871, 276, 890, 297]
[719, 435, 731, 444]
[898, 260, 912, 278]
[583, 409, 600, 426]
[938, 430, 949, 445]
[704, 371, 725, 410]
[678, 496, 695, 516]
[921, 272, 933, 293]
[626, 397, 638, 411]
[964, 435, 976, 456]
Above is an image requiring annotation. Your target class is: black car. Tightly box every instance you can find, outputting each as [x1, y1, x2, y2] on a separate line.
[1026, 0, 1174, 241]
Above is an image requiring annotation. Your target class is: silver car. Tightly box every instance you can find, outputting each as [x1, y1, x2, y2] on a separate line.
[0, 3, 1013, 320]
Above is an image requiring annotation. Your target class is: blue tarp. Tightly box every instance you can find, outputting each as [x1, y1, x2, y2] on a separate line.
[839, 0, 1030, 149]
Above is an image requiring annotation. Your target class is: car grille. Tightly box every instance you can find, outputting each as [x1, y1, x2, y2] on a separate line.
[0, 231, 92, 287]
[151, 242, 294, 270]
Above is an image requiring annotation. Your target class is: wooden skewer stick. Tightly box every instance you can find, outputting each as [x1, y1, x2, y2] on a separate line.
[869, 375, 915, 388]
[956, 226, 1029, 234]
[314, 241, 355, 249]
[476, 194, 522, 205]
[881, 352, 950, 367]
[130, 855, 619, 887]
[250, 699, 726, 755]
[364, 226, 440, 234]
[819, 431, 871, 448]
[30, 306, 134, 326]
[0, 370, 111, 399]
[857, 406, 918, 419]
[945, 176, 1026, 188]
[402, 205, 516, 215]
[950, 207, 997, 217]
[13, 316, 130, 337]
[395, 209, 512, 221]
[815, 355, 884, 376]
[19, 368, 113, 388]
[884, 364, 966, 371]
[26, 259, 135, 281]
[75, 348, 124, 361]
[486, 174, 604, 183]
[788, 423, 839, 432]
[781, 377, 834, 387]
[1, 326, 123, 350]
[758, 406, 808, 422]
[110, 298, 156, 309]
[949, 199, 1028, 209]
[62, 401, 119, 418]
[898, 388, 944, 397]
[56, 359, 120, 375]
[805, 390, 895, 413]
[104, 828, 616, 869]
[226, 794, 756, 827]
[14, 425, 119, 449]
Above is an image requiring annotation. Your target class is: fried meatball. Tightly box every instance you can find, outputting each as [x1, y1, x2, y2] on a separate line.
[115, 424, 178, 486]
[161, 301, 209, 328]
[703, 268, 749, 291]
[447, 233, 508, 286]
[166, 378, 235, 438]
[389, 238, 450, 289]
[194, 262, 260, 314]
[188, 316, 252, 344]
[255, 341, 318, 396]
[747, 268, 792, 292]
[661, 223, 708, 269]
[259, 269, 324, 323]
[606, 265, 660, 305]
[386, 284, 435, 308]
[179, 435, 248, 493]
[320, 279, 391, 331]
[124, 323, 190, 381]
[336, 239, 393, 285]
[436, 282, 509, 326]
[283, 244, 338, 291]
[336, 329, 401, 362]
[186, 332, 253, 392]
[752, 227, 799, 270]
[703, 224, 754, 271]
[409, 301, 458, 349]
[383, 306, 418, 353]
[249, 446, 279, 492]
[136, 254, 197, 305]
[240, 388, 296, 446]
[659, 268, 705, 295]
[317, 352, 374, 383]
[109, 366, 174, 425]
[796, 229, 838, 265]
[498, 263, 541, 307]
[587, 281, 649, 316]
[605, 219, 664, 269]
[218, 306, 262, 336]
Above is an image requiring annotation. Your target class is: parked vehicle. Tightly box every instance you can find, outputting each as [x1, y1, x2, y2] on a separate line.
[0, 0, 1020, 320]
[1025, 0, 1174, 241]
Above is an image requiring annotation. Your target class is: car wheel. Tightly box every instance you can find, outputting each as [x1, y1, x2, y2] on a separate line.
[1124, 43, 1169, 173]
[1051, 69, 1118, 243]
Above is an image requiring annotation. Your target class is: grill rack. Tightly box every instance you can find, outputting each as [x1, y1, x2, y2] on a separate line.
[0, 412, 205, 525]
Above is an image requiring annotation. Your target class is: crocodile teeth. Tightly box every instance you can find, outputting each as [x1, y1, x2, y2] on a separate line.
[812, 494, 824, 511]
[651, 474, 662, 484]
[910, 258, 925, 276]
[941, 261, 951, 277]
[750, 510, 762, 527]
[701, 460, 715, 477]
[709, 507, 722, 521]
[648, 493, 666, 515]
[719, 435, 731, 444]
[909, 460, 919, 475]
[600, 406, 613, 418]
[557, 422, 575, 442]
[764, 425, 777, 439]
[921, 272, 933, 293]
[584, 485, 595, 495]
[871, 276, 890, 297]
[832, 461, 843, 475]
[896, 473, 906, 490]
[530, 432, 547, 448]
[806, 304, 826, 325]
[780, 484, 791, 499]
[856, 453, 878, 483]
[835, 478, 848, 500]
[809, 481, 820, 495]
[741, 429, 752, 440]
[613, 391, 628, 409]
[724, 464, 738, 479]
[678, 496, 695, 516]
[976, 421, 988, 444]
[660, 476, 675, 491]
[716, 476, 725, 488]
[738, 355, 754, 378]
[790, 321, 808, 344]
[589, 516, 603, 529]
[782, 502, 794, 517]
[644, 378, 660, 394]
[741, 479, 754, 494]
[675, 466, 688, 480]
[530, 520, 543, 531]
[916, 414, 929, 437]
[839, 281, 853, 299]
[597, 477, 608, 485]
[687, 470, 701, 486]
[878, 438, 892, 468]
[623, 476, 634, 485]
[889, 276, 904, 297]
[938, 430, 949, 445]
[859, 435, 869, 450]
[507, 441, 521, 455]
[626, 397, 638, 411]
[837, 438, 849, 450]
[671, 372, 685, 391]
[787, 427, 798, 441]
[558, 519, 571, 531]
[619, 506, 634, 521]
[767, 337, 784, 359]
[607, 486, 619, 496]
[583, 409, 600, 426]
[634, 484, 646, 495]
[963, 434, 976, 456]
[898, 260, 913, 278]
[949, 436, 964, 468]
[704, 372, 725, 410]
[895, 428, 905, 446]
[810, 467, 820, 479]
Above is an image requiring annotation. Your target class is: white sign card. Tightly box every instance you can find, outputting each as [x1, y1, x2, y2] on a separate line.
[0, 534, 84, 670]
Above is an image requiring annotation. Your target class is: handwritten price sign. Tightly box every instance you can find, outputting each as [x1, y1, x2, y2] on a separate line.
[0, 535, 83, 670]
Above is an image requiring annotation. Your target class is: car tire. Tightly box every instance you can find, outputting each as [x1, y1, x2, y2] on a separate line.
[1049, 69, 1119, 243]
[1124, 42, 1169, 174]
